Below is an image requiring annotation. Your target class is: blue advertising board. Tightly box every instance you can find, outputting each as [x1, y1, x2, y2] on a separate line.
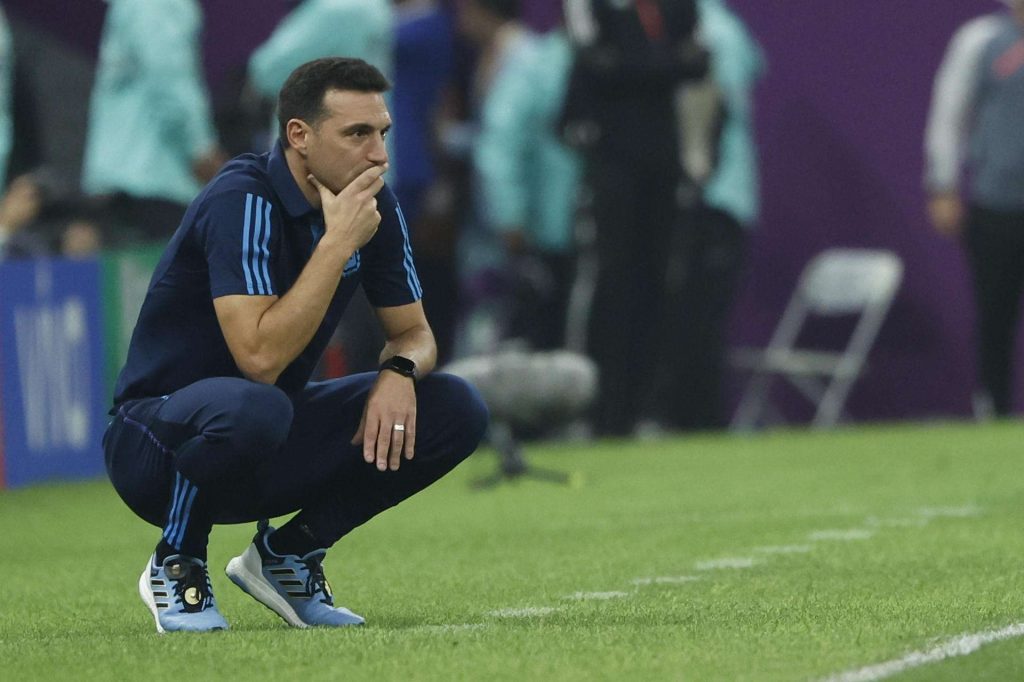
[0, 258, 108, 487]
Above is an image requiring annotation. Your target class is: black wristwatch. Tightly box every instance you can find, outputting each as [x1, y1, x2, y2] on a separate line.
[379, 355, 417, 381]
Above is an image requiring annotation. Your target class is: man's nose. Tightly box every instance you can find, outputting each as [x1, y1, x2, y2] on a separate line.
[369, 134, 388, 164]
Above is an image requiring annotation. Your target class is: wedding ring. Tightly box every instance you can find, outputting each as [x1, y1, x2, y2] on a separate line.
[392, 424, 405, 432]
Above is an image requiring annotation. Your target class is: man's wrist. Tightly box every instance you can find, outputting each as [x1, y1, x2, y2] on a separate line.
[315, 232, 356, 262]
[379, 355, 417, 382]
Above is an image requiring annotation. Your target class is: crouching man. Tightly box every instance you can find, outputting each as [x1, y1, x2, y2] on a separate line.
[103, 57, 488, 633]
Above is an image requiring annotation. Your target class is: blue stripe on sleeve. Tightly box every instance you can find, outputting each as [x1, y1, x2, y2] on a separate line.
[395, 205, 423, 299]
[260, 199, 274, 295]
[252, 196, 266, 295]
[242, 194, 255, 295]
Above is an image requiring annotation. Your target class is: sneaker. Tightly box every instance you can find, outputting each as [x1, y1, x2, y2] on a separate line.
[138, 553, 229, 633]
[225, 524, 364, 628]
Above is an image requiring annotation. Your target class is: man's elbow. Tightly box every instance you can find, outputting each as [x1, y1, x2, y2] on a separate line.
[235, 352, 284, 385]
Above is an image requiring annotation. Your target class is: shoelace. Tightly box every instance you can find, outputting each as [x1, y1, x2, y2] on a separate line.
[169, 561, 214, 612]
[300, 555, 332, 605]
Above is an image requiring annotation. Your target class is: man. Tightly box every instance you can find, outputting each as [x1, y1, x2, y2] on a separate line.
[102, 58, 488, 633]
[249, 0, 396, 376]
[561, 0, 708, 436]
[646, 0, 764, 432]
[924, 0, 1024, 417]
[83, 0, 227, 244]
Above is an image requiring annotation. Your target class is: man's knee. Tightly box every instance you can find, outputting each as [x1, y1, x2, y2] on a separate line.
[226, 382, 294, 453]
[182, 379, 293, 454]
[422, 373, 489, 454]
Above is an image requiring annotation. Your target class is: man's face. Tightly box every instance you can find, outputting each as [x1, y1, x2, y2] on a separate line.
[302, 89, 391, 194]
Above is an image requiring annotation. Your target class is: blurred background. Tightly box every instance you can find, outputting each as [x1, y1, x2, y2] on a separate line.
[0, 0, 1020, 487]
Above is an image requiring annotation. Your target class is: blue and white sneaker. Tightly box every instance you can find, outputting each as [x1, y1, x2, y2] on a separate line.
[225, 524, 364, 628]
[138, 553, 229, 633]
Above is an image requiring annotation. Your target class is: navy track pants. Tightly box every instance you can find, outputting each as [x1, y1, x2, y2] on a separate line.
[103, 372, 488, 553]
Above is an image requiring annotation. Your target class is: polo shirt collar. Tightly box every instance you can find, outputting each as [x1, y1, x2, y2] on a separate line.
[268, 141, 316, 218]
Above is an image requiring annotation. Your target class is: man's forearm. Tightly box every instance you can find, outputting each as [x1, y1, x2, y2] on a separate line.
[247, 235, 354, 383]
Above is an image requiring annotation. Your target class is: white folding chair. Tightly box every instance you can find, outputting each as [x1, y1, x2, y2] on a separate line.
[730, 248, 903, 430]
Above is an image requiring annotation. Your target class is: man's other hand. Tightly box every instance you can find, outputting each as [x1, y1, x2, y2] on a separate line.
[351, 370, 416, 472]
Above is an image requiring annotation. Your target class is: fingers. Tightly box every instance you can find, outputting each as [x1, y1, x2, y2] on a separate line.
[307, 174, 329, 195]
[387, 425, 404, 471]
[375, 423, 391, 472]
[345, 165, 387, 196]
[361, 417, 413, 471]
[362, 412, 378, 465]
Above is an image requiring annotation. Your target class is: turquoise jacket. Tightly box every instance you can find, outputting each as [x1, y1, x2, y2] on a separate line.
[699, 0, 765, 228]
[82, 0, 217, 205]
[248, 0, 393, 97]
[474, 30, 582, 254]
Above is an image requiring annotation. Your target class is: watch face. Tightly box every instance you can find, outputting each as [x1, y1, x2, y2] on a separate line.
[385, 355, 416, 376]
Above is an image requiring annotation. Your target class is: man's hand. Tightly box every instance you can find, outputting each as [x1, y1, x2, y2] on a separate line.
[308, 166, 385, 254]
[351, 370, 417, 472]
[928, 191, 965, 238]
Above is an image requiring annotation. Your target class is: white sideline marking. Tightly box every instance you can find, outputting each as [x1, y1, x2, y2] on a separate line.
[413, 623, 486, 634]
[631, 576, 701, 586]
[865, 517, 929, 528]
[695, 557, 759, 571]
[820, 622, 1024, 682]
[487, 606, 563, 618]
[808, 529, 875, 542]
[565, 591, 630, 601]
[916, 505, 982, 519]
[754, 544, 813, 554]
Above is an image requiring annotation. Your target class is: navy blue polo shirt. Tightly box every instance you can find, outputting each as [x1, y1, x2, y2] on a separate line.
[112, 142, 422, 407]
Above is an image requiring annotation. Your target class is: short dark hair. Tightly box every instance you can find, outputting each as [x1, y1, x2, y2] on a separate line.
[277, 57, 391, 144]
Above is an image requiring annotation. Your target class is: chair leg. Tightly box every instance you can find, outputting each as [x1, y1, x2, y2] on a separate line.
[812, 377, 856, 428]
[731, 372, 775, 431]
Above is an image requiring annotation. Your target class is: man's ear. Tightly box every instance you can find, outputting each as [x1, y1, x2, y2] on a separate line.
[285, 119, 310, 156]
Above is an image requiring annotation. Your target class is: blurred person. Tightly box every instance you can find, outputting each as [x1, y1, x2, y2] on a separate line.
[82, 0, 227, 246]
[249, 0, 393, 119]
[391, 0, 454, 225]
[561, 0, 708, 436]
[644, 0, 764, 432]
[925, 0, 1024, 417]
[0, 173, 45, 260]
[102, 58, 487, 633]
[461, 0, 582, 350]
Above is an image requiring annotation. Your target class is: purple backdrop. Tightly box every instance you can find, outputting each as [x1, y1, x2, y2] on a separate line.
[7, 0, 1013, 420]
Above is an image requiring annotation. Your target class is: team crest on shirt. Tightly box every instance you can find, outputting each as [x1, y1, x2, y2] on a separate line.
[344, 251, 361, 276]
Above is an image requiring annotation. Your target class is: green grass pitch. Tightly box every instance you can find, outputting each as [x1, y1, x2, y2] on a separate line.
[2, 422, 1024, 680]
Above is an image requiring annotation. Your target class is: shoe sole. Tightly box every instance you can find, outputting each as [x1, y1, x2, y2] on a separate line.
[138, 559, 166, 634]
[225, 543, 310, 629]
